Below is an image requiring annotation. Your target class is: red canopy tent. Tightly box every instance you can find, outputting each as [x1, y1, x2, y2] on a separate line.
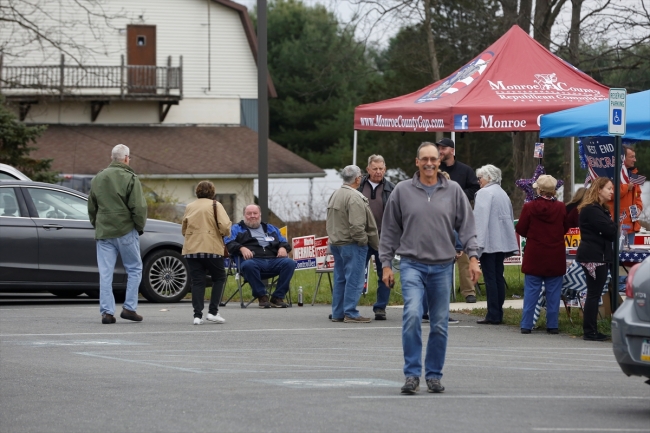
[354, 25, 609, 134]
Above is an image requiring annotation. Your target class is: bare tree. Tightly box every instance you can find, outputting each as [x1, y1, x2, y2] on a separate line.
[0, 0, 127, 64]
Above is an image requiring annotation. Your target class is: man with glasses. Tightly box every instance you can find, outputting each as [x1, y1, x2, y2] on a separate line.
[327, 165, 379, 323]
[88, 144, 147, 325]
[380, 142, 481, 394]
[357, 155, 395, 321]
[437, 137, 480, 303]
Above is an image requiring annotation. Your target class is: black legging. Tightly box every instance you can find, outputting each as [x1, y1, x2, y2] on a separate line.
[187, 257, 226, 318]
[581, 264, 608, 335]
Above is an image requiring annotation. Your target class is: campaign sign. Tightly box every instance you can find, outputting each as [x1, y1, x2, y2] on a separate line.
[292, 235, 316, 270]
[565, 228, 581, 248]
[504, 220, 523, 265]
[315, 237, 335, 270]
[583, 136, 623, 181]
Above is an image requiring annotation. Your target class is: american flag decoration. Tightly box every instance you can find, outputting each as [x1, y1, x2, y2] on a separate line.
[629, 173, 646, 186]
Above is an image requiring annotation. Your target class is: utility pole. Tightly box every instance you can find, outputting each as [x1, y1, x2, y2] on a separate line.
[257, 0, 269, 221]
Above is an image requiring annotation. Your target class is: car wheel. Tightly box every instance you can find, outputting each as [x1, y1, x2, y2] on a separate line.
[140, 249, 190, 302]
[50, 289, 85, 297]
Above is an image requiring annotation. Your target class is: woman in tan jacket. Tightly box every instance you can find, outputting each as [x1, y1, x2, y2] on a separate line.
[182, 181, 232, 325]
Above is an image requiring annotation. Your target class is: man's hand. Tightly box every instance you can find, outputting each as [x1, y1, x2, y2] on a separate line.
[469, 257, 482, 284]
[240, 247, 254, 260]
[277, 247, 288, 258]
[628, 183, 634, 191]
[455, 251, 464, 260]
[382, 267, 395, 289]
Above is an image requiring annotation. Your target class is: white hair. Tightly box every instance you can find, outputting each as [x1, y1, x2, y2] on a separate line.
[341, 165, 362, 185]
[367, 154, 385, 167]
[111, 144, 130, 162]
[476, 164, 502, 184]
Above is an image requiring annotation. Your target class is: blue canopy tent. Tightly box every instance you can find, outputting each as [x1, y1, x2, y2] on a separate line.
[540, 90, 650, 140]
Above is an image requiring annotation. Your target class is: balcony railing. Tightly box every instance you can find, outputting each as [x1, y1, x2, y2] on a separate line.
[0, 54, 183, 99]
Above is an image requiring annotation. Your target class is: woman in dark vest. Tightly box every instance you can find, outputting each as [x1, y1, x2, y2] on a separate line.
[576, 177, 617, 341]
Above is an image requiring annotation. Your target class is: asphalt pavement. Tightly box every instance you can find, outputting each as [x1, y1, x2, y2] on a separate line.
[1, 296, 649, 433]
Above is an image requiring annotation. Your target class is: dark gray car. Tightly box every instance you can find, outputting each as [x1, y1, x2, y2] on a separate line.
[0, 180, 190, 302]
[612, 258, 650, 383]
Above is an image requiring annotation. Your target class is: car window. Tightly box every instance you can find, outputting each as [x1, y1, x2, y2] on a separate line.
[25, 187, 90, 220]
[0, 189, 21, 217]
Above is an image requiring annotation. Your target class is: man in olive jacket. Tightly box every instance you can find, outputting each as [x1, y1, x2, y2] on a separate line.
[88, 144, 147, 325]
[327, 165, 379, 323]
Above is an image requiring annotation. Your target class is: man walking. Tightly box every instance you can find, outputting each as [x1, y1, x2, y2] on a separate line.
[437, 137, 480, 303]
[327, 165, 379, 323]
[88, 144, 147, 324]
[380, 142, 481, 394]
[357, 155, 395, 320]
[608, 145, 643, 246]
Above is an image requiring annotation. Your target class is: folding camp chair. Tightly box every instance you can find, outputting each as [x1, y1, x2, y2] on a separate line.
[219, 256, 291, 308]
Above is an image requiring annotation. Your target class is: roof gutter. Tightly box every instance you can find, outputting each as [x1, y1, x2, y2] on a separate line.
[139, 172, 326, 180]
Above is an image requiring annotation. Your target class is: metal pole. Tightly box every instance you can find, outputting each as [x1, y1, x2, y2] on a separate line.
[352, 130, 358, 166]
[257, 0, 269, 221]
[451, 131, 456, 156]
[570, 137, 575, 194]
[612, 135, 622, 312]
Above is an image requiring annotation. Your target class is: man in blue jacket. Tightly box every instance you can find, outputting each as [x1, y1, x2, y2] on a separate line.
[225, 204, 295, 308]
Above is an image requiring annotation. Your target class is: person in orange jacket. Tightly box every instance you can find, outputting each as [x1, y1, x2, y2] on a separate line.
[608, 146, 643, 247]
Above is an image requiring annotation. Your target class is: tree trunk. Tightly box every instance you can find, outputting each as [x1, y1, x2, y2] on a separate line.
[511, 132, 537, 217]
[517, 0, 533, 33]
[563, 137, 573, 202]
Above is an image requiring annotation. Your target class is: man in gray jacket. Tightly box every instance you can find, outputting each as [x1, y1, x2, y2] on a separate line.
[380, 142, 481, 394]
[327, 165, 379, 323]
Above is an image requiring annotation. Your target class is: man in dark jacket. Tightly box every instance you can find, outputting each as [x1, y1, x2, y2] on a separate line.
[437, 137, 480, 303]
[88, 144, 147, 325]
[225, 204, 295, 308]
[357, 155, 395, 320]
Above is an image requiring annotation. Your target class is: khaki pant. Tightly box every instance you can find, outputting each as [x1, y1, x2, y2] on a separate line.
[457, 252, 475, 298]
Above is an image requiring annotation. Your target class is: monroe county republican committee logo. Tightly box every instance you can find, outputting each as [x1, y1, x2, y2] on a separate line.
[487, 73, 607, 103]
[415, 51, 494, 103]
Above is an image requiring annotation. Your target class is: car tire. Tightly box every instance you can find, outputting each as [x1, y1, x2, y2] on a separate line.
[140, 249, 190, 303]
[50, 289, 85, 298]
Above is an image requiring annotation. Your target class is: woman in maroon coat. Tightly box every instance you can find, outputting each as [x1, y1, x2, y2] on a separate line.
[516, 175, 569, 334]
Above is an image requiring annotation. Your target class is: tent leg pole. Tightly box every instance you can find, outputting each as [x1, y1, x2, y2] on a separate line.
[451, 131, 455, 156]
[570, 137, 575, 194]
[353, 130, 358, 166]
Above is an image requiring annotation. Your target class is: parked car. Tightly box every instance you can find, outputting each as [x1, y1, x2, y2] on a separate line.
[0, 163, 31, 181]
[612, 259, 650, 384]
[0, 180, 191, 302]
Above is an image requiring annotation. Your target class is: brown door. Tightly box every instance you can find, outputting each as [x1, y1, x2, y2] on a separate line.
[127, 25, 156, 93]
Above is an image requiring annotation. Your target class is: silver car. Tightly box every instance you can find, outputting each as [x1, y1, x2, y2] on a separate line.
[612, 258, 650, 384]
[0, 163, 31, 181]
[0, 180, 191, 302]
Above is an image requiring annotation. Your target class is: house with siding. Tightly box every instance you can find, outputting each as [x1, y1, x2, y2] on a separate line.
[0, 0, 324, 221]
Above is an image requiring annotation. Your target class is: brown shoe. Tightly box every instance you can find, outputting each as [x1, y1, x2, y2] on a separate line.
[120, 308, 143, 322]
[258, 295, 271, 308]
[270, 296, 288, 308]
[344, 315, 371, 323]
[101, 314, 116, 324]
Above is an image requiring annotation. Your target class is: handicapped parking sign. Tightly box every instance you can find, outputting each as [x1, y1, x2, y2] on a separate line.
[608, 88, 626, 136]
[612, 109, 622, 125]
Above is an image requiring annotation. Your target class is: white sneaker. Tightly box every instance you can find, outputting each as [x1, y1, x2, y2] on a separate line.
[193, 317, 203, 325]
[206, 312, 226, 324]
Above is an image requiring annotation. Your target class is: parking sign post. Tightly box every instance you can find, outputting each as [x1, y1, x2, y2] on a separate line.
[609, 88, 626, 313]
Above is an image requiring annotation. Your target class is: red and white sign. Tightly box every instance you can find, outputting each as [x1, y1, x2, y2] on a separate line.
[354, 25, 608, 133]
[315, 237, 335, 270]
[292, 235, 316, 270]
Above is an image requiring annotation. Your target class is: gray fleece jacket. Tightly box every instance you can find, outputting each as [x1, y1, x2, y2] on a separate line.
[379, 172, 479, 268]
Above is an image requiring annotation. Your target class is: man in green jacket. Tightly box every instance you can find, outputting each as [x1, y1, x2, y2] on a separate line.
[88, 144, 147, 324]
[326, 165, 379, 323]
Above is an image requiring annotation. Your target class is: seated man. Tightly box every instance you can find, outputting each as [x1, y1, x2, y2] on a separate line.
[225, 204, 295, 308]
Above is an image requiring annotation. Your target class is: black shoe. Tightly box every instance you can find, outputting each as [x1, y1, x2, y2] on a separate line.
[477, 318, 500, 324]
[521, 328, 531, 334]
[401, 377, 420, 395]
[583, 332, 609, 341]
[374, 309, 387, 320]
[448, 317, 460, 324]
[258, 295, 271, 308]
[270, 296, 288, 308]
[120, 308, 142, 322]
[465, 295, 477, 303]
[547, 328, 559, 335]
[102, 314, 116, 324]
[426, 378, 445, 393]
[422, 314, 430, 323]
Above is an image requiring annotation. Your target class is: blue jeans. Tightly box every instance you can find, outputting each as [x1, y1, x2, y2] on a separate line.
[97, 229, 142, 315]
[330, 243, 368, 319]
[400, 257, 453, 379]
[367, 245, 390, 312]
[239, 257, 295, 299]
[520, 274, 563, 330]
[480, 252, 506, 322]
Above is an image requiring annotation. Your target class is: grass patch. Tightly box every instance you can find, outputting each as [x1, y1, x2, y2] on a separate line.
[466, 307, 612, 338]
